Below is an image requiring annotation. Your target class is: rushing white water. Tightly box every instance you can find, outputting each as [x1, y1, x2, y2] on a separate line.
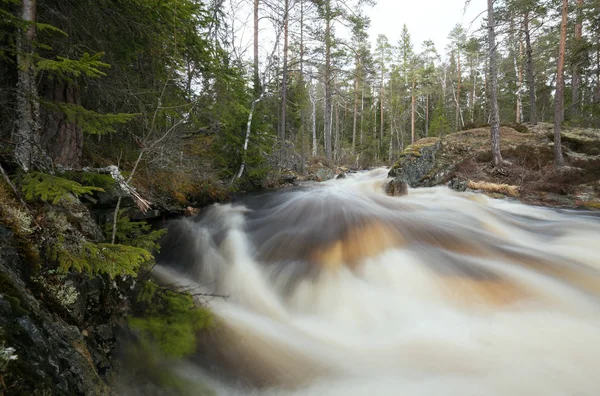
[152, 168, 600, 396]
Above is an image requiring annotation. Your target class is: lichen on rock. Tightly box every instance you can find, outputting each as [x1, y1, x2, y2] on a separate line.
[388, 138, 441, 187]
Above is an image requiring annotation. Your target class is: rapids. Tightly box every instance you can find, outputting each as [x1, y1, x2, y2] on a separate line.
[152, 168, 600, 395]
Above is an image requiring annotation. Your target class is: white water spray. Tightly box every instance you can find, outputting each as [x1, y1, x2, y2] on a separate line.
[152, 169, 600, 396]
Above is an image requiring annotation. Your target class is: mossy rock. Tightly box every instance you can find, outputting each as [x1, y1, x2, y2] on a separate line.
[388, 138, 441, 186]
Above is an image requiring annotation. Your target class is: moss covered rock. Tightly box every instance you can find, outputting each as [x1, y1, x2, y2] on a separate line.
[388, 138, 441, 186]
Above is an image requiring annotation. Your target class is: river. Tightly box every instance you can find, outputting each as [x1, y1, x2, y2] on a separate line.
[150, 168, 600, 396]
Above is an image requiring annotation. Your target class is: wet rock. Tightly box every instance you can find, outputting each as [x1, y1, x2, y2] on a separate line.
[54, 194, 105, 242]
[385, 178, 409, 197]
[279, 174, 298, 185]
[336, 172, 346, 179]
[0, 225, 111, 394]
[449, 178, 468, 192]
[388, 138, 441, 187]
[316, 168, 334, 182]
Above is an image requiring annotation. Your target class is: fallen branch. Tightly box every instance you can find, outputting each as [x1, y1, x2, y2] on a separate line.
[467, 180, 520, 197]
[82, 165, 151, 213]
[0, 163, 28, 208]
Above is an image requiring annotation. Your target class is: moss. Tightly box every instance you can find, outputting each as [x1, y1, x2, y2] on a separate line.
[0, 273, 29, 315]
[61, 171, 116, 191]
[402, 138, 441, 157]
[4, 296, 28, 317]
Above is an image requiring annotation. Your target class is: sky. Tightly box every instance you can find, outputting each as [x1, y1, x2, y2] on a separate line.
[365, 0, 486, 55]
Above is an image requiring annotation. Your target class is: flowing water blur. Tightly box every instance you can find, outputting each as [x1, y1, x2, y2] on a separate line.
[152, 168, 600, 396]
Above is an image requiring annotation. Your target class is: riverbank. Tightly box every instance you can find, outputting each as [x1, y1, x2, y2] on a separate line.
[388, 123, 600, 210]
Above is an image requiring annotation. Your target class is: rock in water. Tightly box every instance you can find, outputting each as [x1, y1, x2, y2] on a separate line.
[336, 172, 346, 179]
[316, 168, 334, 182]
[385, 178, 408, 197]
[449, 178, 468, 192]
[388, 138, 441, 186]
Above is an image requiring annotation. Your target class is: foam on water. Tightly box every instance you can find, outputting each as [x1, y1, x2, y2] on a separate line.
[151, 169, 600, 395]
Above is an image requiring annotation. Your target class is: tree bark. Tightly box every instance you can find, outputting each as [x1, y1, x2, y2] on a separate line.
[570, 0, 583, 119]
[14, 0, 41, 172]
[553, 0, 568, 167]
[488, 0, 503, 167]
[425, 94, 429, 136]
[310, 83, 317, 157]
[456, 50, 461, 130]
[360, 84, 364, 145]
[253, 0, 260, 96]
[279, 0, 289, 141]
[380, 48, 384, 156]
[411, 79, 415, 144]
[516, 38, 524, 123]
[352, 55, 360, 152]
[524, 12, 537, 124]
[299, 0, 305, 170]
[324, 1, 332, 161]
[41, 81, 83, 168]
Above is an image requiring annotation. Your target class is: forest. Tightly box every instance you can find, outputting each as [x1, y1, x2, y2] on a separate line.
[1, 0, 599, 192]
[1, 0, 600, 394]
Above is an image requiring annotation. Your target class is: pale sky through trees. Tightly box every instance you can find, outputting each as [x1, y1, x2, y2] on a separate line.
[366, 0, 485, 52]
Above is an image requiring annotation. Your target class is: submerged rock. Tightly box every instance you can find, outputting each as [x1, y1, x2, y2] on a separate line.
[385, 178, 408, 197]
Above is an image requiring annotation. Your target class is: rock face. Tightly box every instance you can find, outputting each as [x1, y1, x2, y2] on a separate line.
[0, 226, 111, 395]
[385, 178, 408, 197]
[388, 138, 441, 187]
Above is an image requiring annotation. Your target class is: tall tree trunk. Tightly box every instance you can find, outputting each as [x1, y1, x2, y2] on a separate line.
[483, 56, 488, 123]
[41, 81, 83, 168]
[352, 55, 360, 152]
[524, 12, 537, 124]
[299, 0, 305, 170]
[516, 38, 524, 123]
[553, 0, 568, 167]
[456, 50, 461, 130]
[571, 0, 584, 119]
[279, 0, 289, 141]
[379, 50, 384, 155]
[472, 52, 478, 123]
[389, 81, 393, 160]
[597, 30, 600, 103]
[425, 94, 429, 136]
[468, 57, 474, 123]
[411, 79, 415, 143]
[360, 84, 364, 145]
[14, 0, 41, 172]
[253, 0, 260, 96]
[488, 0, 503, 167]
[310, 83, 317, 157]
[334, 99, 339, 161]
[324, 1, 332, 161]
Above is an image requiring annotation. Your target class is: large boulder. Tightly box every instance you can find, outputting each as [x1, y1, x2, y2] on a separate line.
[388, 138, 441, 186]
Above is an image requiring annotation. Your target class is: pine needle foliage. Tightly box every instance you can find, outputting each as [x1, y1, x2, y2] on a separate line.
[129, 281, 213, 358]
[103, 210, 166, 252]
[21, 172, 104, 204]
[36, 52, 110, 82]
[49, 238, 152, 277]
[41, 100, 138, 135]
